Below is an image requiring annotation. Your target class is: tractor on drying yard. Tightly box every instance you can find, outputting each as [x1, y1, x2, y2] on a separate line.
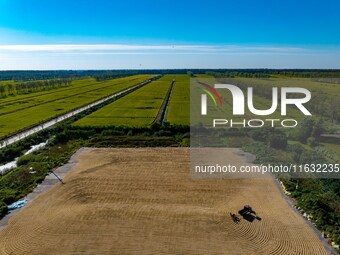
[238, 205, 261, 222]
[239, 205, 256, 216]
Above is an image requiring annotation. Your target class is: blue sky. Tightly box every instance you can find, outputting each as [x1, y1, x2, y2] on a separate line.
[0, 0, 340, 69]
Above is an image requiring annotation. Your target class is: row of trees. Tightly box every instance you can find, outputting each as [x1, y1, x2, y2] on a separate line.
[308, 92, 339, 124]
[0, 70, 88, 81]
[207, 71, 270, 78]
[0, 79, 72, 98]
[291, 117, 324, 144]
[1, 70, 339, 82]
[94, 73, 133, 81]
[209, 70, 340, 78]
[0, 70, 202, 81]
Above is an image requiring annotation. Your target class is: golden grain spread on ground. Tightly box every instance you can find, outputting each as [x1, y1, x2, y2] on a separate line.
[0, 148, 327, 254]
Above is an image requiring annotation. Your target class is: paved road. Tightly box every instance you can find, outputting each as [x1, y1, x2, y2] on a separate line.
[0, 147, 87, 229]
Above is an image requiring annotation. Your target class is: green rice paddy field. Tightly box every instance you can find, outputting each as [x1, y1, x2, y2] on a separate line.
[165, 75, 190, 125]
[74, 75, 176, 127]
[0, 75, 154, 138]
[1, 74, 339, 138]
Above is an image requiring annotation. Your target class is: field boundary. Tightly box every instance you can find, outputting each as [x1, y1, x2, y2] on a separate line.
[271, 175, 339, 255]
[154, 79, 175, 124]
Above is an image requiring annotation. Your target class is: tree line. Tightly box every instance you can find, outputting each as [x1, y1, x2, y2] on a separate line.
[208, 70, 340, 78]
[1, 70, 339, 82]
[0, 78, 72, 98]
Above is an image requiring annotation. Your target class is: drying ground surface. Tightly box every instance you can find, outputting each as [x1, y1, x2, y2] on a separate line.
[0, 148, 328, 255]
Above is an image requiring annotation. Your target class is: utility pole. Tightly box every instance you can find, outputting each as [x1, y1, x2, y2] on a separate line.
[47, 158, 64, 184]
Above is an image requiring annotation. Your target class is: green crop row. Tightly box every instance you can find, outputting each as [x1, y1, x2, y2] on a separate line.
[165, 75, 190, 125]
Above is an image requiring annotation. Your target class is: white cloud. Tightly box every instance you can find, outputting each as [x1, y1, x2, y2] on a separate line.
[0, 43, 339, 70]
[0, 44, 310, 54]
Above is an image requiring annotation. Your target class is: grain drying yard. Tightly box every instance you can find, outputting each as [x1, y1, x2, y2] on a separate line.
[0, 148, 328, 255]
